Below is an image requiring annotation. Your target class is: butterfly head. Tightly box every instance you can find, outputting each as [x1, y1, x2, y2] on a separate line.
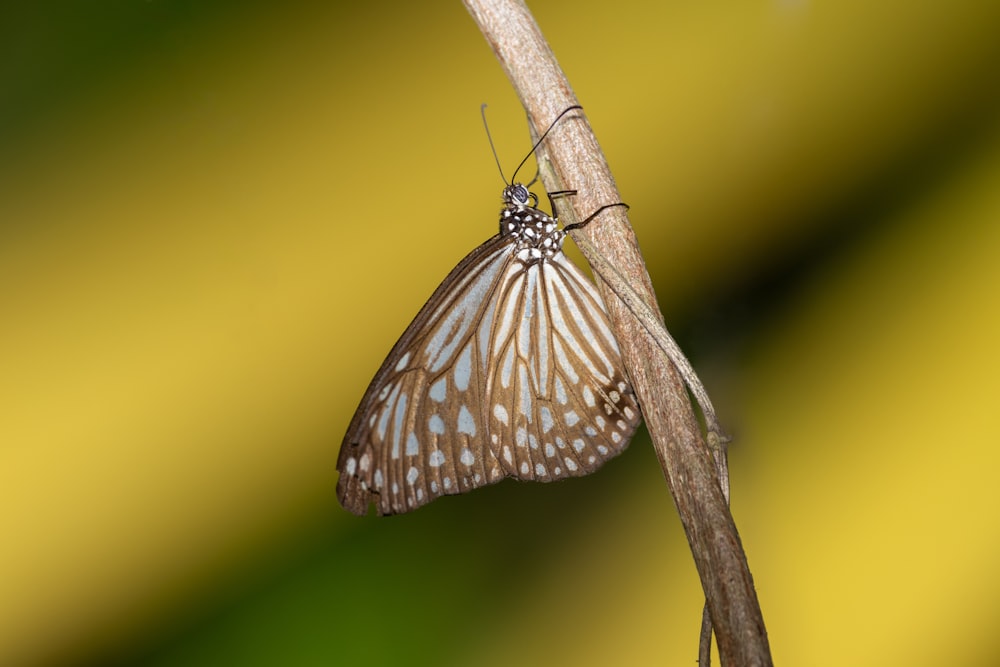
[502, 183, 537, 209]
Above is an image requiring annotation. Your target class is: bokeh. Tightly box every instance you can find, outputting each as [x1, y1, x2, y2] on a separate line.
[2, 1, 1000, 665]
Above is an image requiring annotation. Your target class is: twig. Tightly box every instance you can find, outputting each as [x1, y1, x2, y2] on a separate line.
[462, 1, 771, 664]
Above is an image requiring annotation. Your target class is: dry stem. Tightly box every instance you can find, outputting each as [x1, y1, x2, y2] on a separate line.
[463, 1, 771, 664]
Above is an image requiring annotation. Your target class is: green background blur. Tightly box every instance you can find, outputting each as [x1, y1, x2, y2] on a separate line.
[3, 1, 1000, 665]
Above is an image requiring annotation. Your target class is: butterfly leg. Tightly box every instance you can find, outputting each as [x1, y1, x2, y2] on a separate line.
[563, 202, 629, 232]
[546, 189, 578, 216]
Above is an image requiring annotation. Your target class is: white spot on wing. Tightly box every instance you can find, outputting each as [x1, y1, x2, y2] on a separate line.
[429, 377, 447, 402]
[518, 268, 537, 358]
[493, 268, 522, 355]
[533, 272, 550, 392]
[518, 364, 532, 422]
[540, 406, 554, 433]
[493, 404, 509, 425]
[460, 448, 475, 466]
[429, 450, 445, 467]
[394, 351, 411, 371]
[554, 375, 568, 405]
[565, 458, 578, 472]
[428, 415, 445, 435]
[458, 404, 476, 435]
[500, 344, 515, 389]
[552, 337, 579, 384]
[405, 432, 419, 457]
[377, 384, 400, 439]
[391, 392, 408, 459]
[454, 345, 472, 391]
[406, 466, 419, 485]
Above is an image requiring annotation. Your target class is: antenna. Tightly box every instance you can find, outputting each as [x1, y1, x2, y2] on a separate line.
[480, 104, 584, 185]
[511, 105, 582, 183]
[480, 104, 507, 187]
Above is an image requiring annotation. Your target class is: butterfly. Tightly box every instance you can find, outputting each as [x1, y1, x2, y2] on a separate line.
[337, 109, 642, 515]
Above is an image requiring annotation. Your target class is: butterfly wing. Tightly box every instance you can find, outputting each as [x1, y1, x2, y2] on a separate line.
[338, 221, 642, 516]
[338, 235, 514, 515]
[485, 252, 641, 481]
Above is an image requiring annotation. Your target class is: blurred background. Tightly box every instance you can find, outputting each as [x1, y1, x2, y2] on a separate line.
[2, 1, 999, 664]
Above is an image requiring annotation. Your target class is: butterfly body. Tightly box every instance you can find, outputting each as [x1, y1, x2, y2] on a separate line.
[337, 183, 641, 515]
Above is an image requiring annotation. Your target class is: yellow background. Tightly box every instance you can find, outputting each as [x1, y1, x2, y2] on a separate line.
[2, 1, 999, 664]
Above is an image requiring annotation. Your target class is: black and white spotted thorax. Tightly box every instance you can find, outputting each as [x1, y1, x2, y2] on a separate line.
[499, 183, 565, 265]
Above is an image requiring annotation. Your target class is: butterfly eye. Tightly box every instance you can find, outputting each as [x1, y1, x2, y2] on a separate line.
[506, 184, 530, 206]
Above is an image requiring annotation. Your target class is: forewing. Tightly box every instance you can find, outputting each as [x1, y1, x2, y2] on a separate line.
[338, 235, 513, 515]
[485, 252, 641, 481]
